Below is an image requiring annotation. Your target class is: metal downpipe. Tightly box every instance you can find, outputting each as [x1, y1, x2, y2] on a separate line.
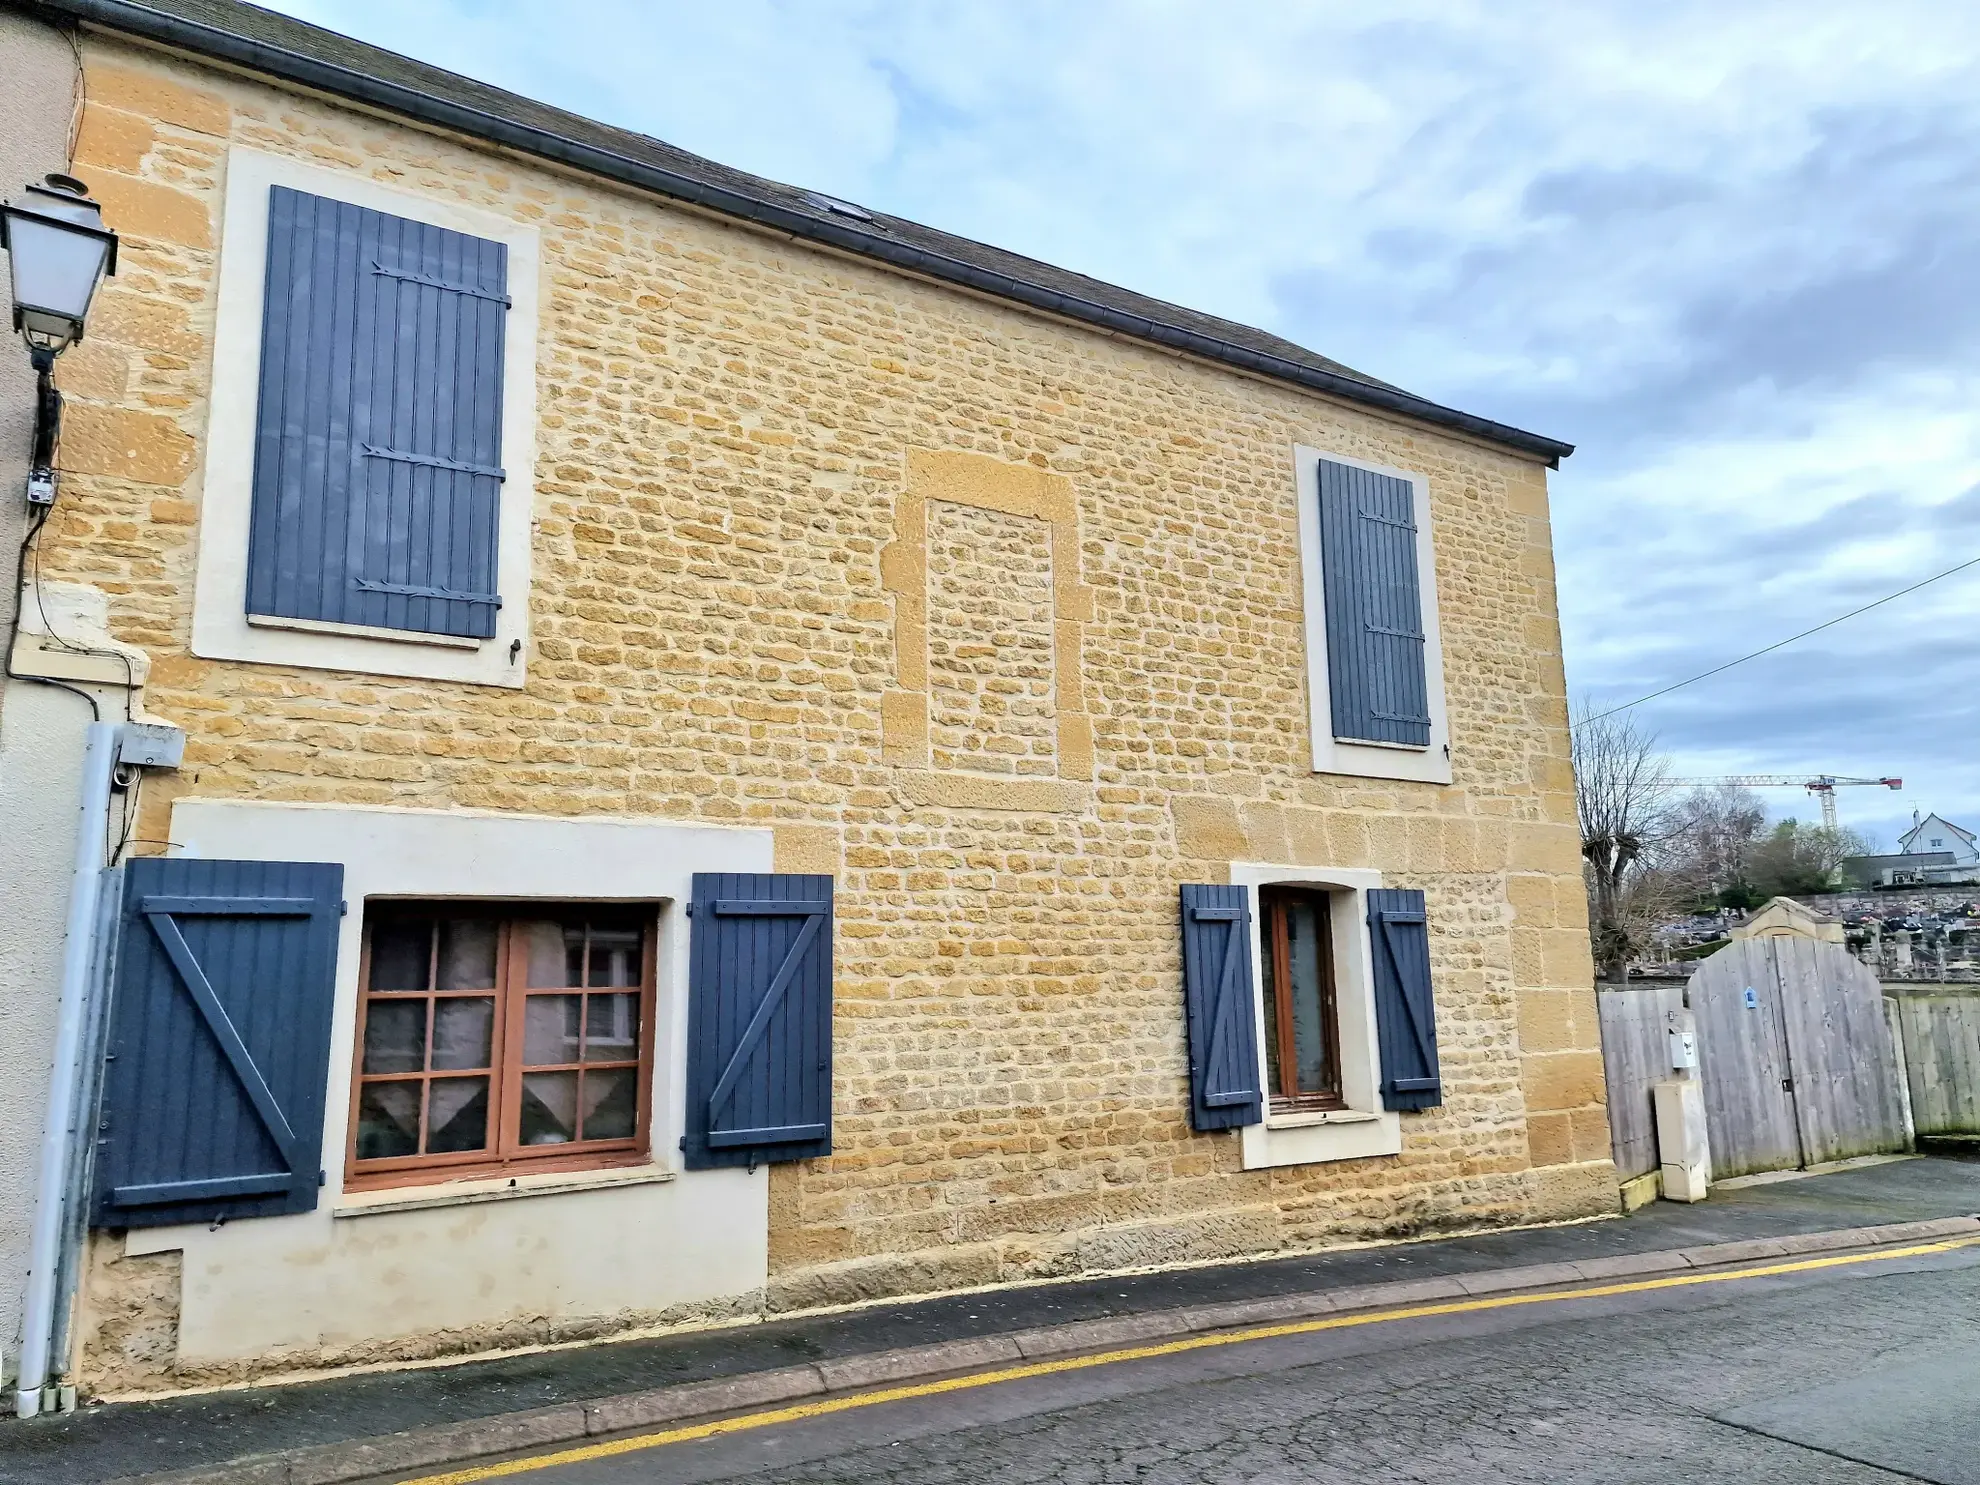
[15, 719, 116, 1419]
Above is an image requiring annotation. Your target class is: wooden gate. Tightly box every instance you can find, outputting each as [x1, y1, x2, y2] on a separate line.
[1688, 938, 1909, 1178]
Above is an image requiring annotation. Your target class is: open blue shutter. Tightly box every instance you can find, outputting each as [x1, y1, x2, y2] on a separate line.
[246, 185, 508, 640]
[1317, 457, 1431, 747]
[683, 873, 833, 1170]
[1368, 888, 1442, 1110]
[93, 859, 343, 1228]
[1180, 884, 1264, 1130]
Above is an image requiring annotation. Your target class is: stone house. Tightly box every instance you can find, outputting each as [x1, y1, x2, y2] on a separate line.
[0, 0, 1611, 1399]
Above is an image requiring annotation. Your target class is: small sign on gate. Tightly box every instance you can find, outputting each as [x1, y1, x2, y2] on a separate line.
[1743, 986, 1759, 1009]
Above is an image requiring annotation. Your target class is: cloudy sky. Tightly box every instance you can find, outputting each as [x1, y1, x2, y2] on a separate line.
[278, 1, 1980, 849]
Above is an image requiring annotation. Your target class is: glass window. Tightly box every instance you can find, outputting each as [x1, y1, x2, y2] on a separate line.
[350, 906, 654, 1187]
[1259, 887, 1345, 1111]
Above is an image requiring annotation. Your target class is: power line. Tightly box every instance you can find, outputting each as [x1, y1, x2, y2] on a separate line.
[1573, 549, 1980, 730]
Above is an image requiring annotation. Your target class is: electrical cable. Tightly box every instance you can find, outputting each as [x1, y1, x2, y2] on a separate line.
[7, 503, 99, 720]
[1573, 549, 1980, 730]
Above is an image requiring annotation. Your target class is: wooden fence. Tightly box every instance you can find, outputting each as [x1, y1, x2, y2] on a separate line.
[1597, 983, 1683, 1181]
[1888, 988, 1980, 1136]
[1599, 939, 1916, 1184]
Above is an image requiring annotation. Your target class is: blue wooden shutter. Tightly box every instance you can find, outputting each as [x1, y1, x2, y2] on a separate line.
[1368, 888, 1442, 1110]
[246, 185, 508, 639]
[93, 859, 343, 1228]
[683, 873, 834, 1170]
[1180, 884, 1264, 1130]
[1317, 457, 1431, 747]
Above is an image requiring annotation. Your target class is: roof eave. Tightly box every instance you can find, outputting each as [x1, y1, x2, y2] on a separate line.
[37, 0, 1575, 467]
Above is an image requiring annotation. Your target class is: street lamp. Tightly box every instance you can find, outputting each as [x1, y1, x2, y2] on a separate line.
[1, 174, 118, 505]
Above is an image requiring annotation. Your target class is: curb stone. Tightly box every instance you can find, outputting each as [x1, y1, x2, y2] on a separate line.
[114, 1214, 1980, 1485]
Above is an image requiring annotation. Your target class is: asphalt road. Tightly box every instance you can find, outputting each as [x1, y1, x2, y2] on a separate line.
[399, 1243, 1980, 1485]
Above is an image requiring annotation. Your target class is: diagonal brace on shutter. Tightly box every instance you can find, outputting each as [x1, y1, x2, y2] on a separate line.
[127, 898, 308, 1203]
[1375, 909, 1439, 1094]
[704, 898, 831, 1146]
[1189, 903, 1255, 1107]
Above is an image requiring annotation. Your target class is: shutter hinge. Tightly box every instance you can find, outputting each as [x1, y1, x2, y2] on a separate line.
[678, 1136, 688, 1152]
[319, 1169, 327, 1186]
[340, 900, 349, 918]
[685, 901, 693, 918]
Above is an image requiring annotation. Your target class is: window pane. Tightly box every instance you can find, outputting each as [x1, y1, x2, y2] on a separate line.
[1261, 918, 1283, 1095]
[519, 1071, 578, 1144]
[362, 999, 426, 1074]
[581, 1067, 637, 1140]
[587, 926, 642, 988]
[1284, 896, 1334, 1095]
[426, 1076, 490, 1153]
[583, 993, 640, 1062]
[355, 1081, 419, 1159]
[521, 919, 582, 987]
[432, 997, 494, 1070]
[437, 919, 499, 989]
[523, 994, 583, 1065]
[369, 920, 431, 991]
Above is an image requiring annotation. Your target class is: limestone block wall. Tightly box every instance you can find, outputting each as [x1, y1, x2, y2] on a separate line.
[32, 33, 1612, 1374]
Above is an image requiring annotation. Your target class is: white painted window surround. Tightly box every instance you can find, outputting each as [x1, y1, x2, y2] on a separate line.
[123, 799, 772, 1369]
[1292, 446, 1452, 785]
[191, 147, 540, 689]
[1231, 862, 1403, 1170]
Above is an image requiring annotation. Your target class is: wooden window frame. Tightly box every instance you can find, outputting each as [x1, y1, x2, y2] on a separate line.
[346, 903, 658, 1192]
[1259, 886, 1347, 1113]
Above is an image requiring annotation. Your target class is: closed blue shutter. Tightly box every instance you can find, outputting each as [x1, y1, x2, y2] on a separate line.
[1180, 884, 1264, 1130]
[1368, 888, 1442, 1110]
[93, 859, 343, 1228]
[683, 873, 834, 1170]
[246, 185, 508, 640]
[1317, 458, 1431, 747]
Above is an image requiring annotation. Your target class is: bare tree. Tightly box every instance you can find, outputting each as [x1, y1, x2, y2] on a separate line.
[1662, 783, 1767, 905]
[1570, 701, 1676, 982]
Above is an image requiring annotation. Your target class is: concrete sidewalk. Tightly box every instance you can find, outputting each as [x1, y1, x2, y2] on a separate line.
[3, 1154, 1974, 1485]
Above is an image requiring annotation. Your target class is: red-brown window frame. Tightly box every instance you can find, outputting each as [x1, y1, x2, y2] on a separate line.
[1259, 886, 1347, 1112]
[345, 903, 659, 1192]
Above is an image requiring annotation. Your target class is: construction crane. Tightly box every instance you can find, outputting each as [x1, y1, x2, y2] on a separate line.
[1659, 774, 1902, 831]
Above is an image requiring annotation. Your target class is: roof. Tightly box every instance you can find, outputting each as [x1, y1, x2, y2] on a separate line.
[31, 0, 1575, 466]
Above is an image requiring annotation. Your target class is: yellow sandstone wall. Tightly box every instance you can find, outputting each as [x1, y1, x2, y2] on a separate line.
[45, 36, 1612, 1356]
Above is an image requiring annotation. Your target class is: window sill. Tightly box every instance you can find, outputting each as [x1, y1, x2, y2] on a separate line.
[248, 612, 484, 650]
[1241, 1109, 1401, 1170]
[1329, 736, 1430, 754]
[333, 1162, 673, 1218]
[1266, 1107, 1382, 1130]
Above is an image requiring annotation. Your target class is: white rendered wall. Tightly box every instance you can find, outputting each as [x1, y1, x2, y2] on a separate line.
[0, 7, 83, 1390]
[122, 799, 774, 1367]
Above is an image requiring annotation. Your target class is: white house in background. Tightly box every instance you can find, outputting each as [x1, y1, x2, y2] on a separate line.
[1898, 813, 1980, 868]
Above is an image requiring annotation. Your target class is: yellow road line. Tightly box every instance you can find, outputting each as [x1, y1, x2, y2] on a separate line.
[401, 1235, 1980, 1484]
